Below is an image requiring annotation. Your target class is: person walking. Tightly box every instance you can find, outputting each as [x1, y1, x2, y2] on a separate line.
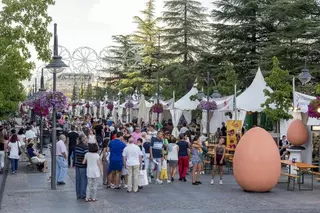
[149, 132, 165, 184]
[107, 132, 126, 189]
[8, 134, 21, 174]
[83, 143, 102, 202]
[75, 134, 88, 200]
[123, 137, 142, 193]
[177, 133, 190, 182]
[191, 136, 202, 185]
[0, 129, 5, 173]
[67, 125, 79, 167]
[211, 137, 226, 185]
[56, 134, 68, 185]
[167, 137, 179, 183]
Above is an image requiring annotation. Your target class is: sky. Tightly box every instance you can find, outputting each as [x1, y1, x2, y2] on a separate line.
[1, 0, 213, 84]
[48, 0, 212, 52]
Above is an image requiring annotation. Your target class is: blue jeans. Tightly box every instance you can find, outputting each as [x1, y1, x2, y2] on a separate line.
[10, 159, 18, 172]
[68, 147, 76, 167]
[76, 167, 87, 199]
[56, 156, 68, 182]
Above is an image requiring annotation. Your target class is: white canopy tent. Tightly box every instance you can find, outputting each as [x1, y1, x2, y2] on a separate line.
[174, 86, 200, 110]
[234, 67, 273, 112]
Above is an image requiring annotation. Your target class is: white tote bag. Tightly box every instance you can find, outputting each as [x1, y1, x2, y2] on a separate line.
[138, 170, 149, 186]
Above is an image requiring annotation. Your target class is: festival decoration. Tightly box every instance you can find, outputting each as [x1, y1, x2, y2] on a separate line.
[39, 91, 67, 111]
[152, 103, 164, 113]
[107, 103, 114, 111]
[125, 101, 134, 109]
[308, 97, 320, 119]
[197, 100, 217, 111]
[34, 99, 49, 116]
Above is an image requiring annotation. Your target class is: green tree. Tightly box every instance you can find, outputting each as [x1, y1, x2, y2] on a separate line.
[0, 0, 54, 118]
[84, 83, 93, 101]
[94, 83, 107, 101]
[216, 61, 239, 96]
[262, 57, 293, 123]
[103, 35, 137, 74]
[162, 0, 210, 63]
[71, 84, 77, 102]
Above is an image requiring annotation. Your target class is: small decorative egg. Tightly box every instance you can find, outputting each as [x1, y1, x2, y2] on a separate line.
[233, 127, 281, 192]
[287, 119, 308, 146]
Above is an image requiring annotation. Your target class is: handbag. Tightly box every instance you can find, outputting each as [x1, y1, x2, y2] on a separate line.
[138, 170, 149, 186]
[17, 141, 22, 156]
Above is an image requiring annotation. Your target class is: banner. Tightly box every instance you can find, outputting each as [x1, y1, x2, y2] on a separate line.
[226, 120, 242, 148]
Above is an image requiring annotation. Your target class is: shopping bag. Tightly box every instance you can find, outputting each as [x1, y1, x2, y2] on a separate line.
[139, 170, 149, 186]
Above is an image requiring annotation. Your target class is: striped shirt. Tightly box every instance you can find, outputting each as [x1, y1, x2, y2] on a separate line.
[75, 144, 88, 168]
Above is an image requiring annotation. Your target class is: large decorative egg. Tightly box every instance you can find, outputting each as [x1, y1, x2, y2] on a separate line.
[233, 127, 281, 192]
[287, 119, 308, 146]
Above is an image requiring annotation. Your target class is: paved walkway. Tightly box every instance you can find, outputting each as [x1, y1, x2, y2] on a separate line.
[1, 152, 320, 213]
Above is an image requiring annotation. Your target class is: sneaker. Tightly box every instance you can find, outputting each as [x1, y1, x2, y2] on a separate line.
[156, 179, 163, 184]
[148, 177, 152, 183]
[123, 185, 128, 189]
[171, 177, 174, 182]
[111, 184, 115, 189]
[167, 180, 171, 183]
[192, 182, 199, 185]
[183, 178, 187, 182]
[210, 179, 214, 185]
[200, 171, 205, 175]
[196, 181, 202, 184]
[219, 180, 223, 185]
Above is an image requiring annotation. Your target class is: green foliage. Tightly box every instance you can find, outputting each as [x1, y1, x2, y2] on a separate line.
[0, 0, 54, 118]
[162, 0, 210, 63]
[262, 57, 293, 122]
[216, 61, 239, 96]
[84, 83, 93, 101]
[94, 83, 107, 101]
[103, 35, 137, 74]
[71, 84, 77, 101]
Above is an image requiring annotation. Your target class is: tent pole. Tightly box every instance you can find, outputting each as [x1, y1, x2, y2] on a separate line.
[234, 84, 237, 120]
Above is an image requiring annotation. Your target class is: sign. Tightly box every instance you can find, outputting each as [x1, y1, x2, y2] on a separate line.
[226, 120, 242, 148]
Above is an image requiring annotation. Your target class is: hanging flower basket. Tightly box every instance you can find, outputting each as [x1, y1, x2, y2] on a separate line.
[40, 91, 67, 111]
[107, 103, 114, 111]
[308, 97, 320, 119]
[34, 99, 49, 116]
[152, 103, 164, 113]
[125, 101, 134, 109]
[197, 100, 217, 111]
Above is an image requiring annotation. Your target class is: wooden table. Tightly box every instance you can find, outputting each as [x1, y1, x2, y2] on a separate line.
[281, 160, 318, 191]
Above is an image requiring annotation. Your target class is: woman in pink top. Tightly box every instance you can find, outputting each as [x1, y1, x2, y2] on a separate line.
[131, 126, 142, 144]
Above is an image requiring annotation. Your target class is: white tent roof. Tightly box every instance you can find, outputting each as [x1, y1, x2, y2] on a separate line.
[236, 67, 273, 112]
[175, 87, 200, 110]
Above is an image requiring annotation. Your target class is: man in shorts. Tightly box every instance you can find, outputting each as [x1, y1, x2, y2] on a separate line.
[107, 132, 126, 189]
[149, 132, 165, 184]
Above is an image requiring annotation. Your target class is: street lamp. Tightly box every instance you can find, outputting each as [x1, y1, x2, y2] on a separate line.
[45, 23, 68, 190]
[197, 72, 221, 142]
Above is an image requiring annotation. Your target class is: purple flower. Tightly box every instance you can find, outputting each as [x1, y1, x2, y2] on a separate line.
[197, 100, 217, 111]
[308, 97, 320, 119]
[125, 101, 134, 109]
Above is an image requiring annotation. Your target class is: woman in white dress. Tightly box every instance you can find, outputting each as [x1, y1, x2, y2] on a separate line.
[88, 129, 97, 144]
[8, 134, 21, 174]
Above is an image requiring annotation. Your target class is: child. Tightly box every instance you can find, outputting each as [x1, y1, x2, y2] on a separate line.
[159, 155, 168, 183]
[83, 143, 102, 202]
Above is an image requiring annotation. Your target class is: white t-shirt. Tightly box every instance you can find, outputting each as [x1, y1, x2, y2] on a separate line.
[85, 152, 100, 178]
[25, 130, 36, 140]
[167, 144, 178, 161]
[179, 127, 189, 134]
[122, 143, 142, 166]
[56, 140, 67, 156]
[8, 142, 21, 159]
[161, 159, 167, 170]
[18, 134, 26, 143]
[88, 135, 96, 144]
[148, 131, 158, 138]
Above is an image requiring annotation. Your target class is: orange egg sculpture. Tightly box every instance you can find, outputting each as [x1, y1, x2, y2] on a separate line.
[233, 127, 281, 192]
[287, 119, 308, 146]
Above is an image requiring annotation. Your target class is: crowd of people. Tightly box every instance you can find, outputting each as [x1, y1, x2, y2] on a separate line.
[48, 115, 231, 202]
